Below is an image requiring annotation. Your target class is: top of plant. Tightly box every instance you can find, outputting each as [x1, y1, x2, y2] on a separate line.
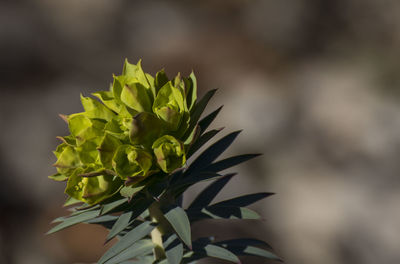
[48, 60, 280, 264]
[50, 59, 198, 205]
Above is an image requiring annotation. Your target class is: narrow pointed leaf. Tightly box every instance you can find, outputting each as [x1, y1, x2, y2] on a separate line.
[188, 173, 236, 210]
[130, 255, 154, 263]
[106, 211, 133, 242]
[98, 221, 155, 264]
[183, 89, 217, 140]
[164, 206, 192, 248]
[185, 131, 241, 176]
[164, 233, 184, 264]
[186, 72, 197, 111]
[205, 154, 261, 173]
[173, 172, 223, 197]
[48, 173, 68, 181]
[198, 106, 223, 133]
[51, 216, 66, 224]
[47, 210, 100, 234]
[71, 204, 101, 216]
[191, 89, 217, 124]
[203, 244, 240, 263]
[187, 128, 222, 158]
[101, 198, 128, 215]
[211, 192, 274, 208]
[120, 185, 145, 199]
[215, 238, 273, 251]
[176, 172, 222, 187]
[227, 246, 281, 261]
[63, 196, 81, 207]
[188, 206, 260, 222]
[104, 239, 155, 264]
[85, 215, 119, 224]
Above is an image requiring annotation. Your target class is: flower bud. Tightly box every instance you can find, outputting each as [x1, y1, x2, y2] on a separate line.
[98, 133, 121, 169]
[65, 168, 122, 205]
[153, 81, 187, 131]
[129, 112, 163, 147]
[68, 114, 104, 145]
[120, 81, 152, 113]
[53, 145, 82, 175]
[112, 145, 153, 180]
[152, 135, 186, 173]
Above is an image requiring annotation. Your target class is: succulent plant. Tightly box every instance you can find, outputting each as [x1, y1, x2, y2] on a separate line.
[48, 60, 281, 264]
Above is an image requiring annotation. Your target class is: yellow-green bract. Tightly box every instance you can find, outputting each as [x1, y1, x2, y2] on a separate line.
[49, 60, 197, 205]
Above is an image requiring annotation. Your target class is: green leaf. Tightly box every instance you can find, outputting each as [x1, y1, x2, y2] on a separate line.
[123, 59, 151, 90]
[205, 154, 261, 173]
[51, 216, 67, 224]
[67, 114, 104, 145]
[183, 89, 217, 141]
[80, 94, 115, 121]
[85, 215, 119, 230]
[85, 215, 119, 224]
[187, 128, 222, 158]
[125, 255, 154, 263]
[98, 133, 121, 169]
[101, 198, 129, 215]
[121, 82, 152, 113]
[188, 173, 236, 210]
[164, 233, 184, 264]
[63, 196, 82, 207]
[188, 206, 260, 222]
[215, 238, 272, 250]
[198, 106, 223, 134]
[175, 172, 222, 190]
[211, 192, 274, 208]
[92, 90, 120, 113]
[106, 211, 133, 242]
[120, 185, 145, 199]
[225, 246, 281, 261]
[53, 145, 82, 174]
[98, 221, 156, 264]
[104, 239, 155, 264]
[70, 204, 101, 216]
[164, 206, 192, 248]
[48, 173, 68, 182]
[155, 70, 169, 94]
[202, 244, 240, 263]
[186, 72, 197, 111]
[47, 209, 100, 234]
[185, 130, 241, 176]
[75, 139, 99, 164]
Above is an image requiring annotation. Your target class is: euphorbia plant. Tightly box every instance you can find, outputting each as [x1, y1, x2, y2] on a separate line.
[48, 60, 281, 264]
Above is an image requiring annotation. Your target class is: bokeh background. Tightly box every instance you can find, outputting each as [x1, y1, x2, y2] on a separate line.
[2, 0, 400, 263]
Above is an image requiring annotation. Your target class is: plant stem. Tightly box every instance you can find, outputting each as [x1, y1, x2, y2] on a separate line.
[149, 201, 170, 261]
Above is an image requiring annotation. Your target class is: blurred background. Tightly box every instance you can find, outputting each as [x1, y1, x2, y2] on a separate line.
[2, 0, 400, 263]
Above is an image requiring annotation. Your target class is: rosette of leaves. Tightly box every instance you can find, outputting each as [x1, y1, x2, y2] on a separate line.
[48, 60, 281, 264]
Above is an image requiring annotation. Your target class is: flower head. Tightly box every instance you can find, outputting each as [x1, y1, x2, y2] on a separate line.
[152, 135, 186, 173]
[50, 59, 197, 205]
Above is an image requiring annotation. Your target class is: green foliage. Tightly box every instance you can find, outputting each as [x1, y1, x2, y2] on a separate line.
[48, 60, 280, 264]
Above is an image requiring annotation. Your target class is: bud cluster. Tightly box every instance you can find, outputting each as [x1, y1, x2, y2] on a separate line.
[50, 60, 197, 205]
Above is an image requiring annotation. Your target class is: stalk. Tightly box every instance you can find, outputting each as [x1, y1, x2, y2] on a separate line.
[149, 201, 170, 261]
